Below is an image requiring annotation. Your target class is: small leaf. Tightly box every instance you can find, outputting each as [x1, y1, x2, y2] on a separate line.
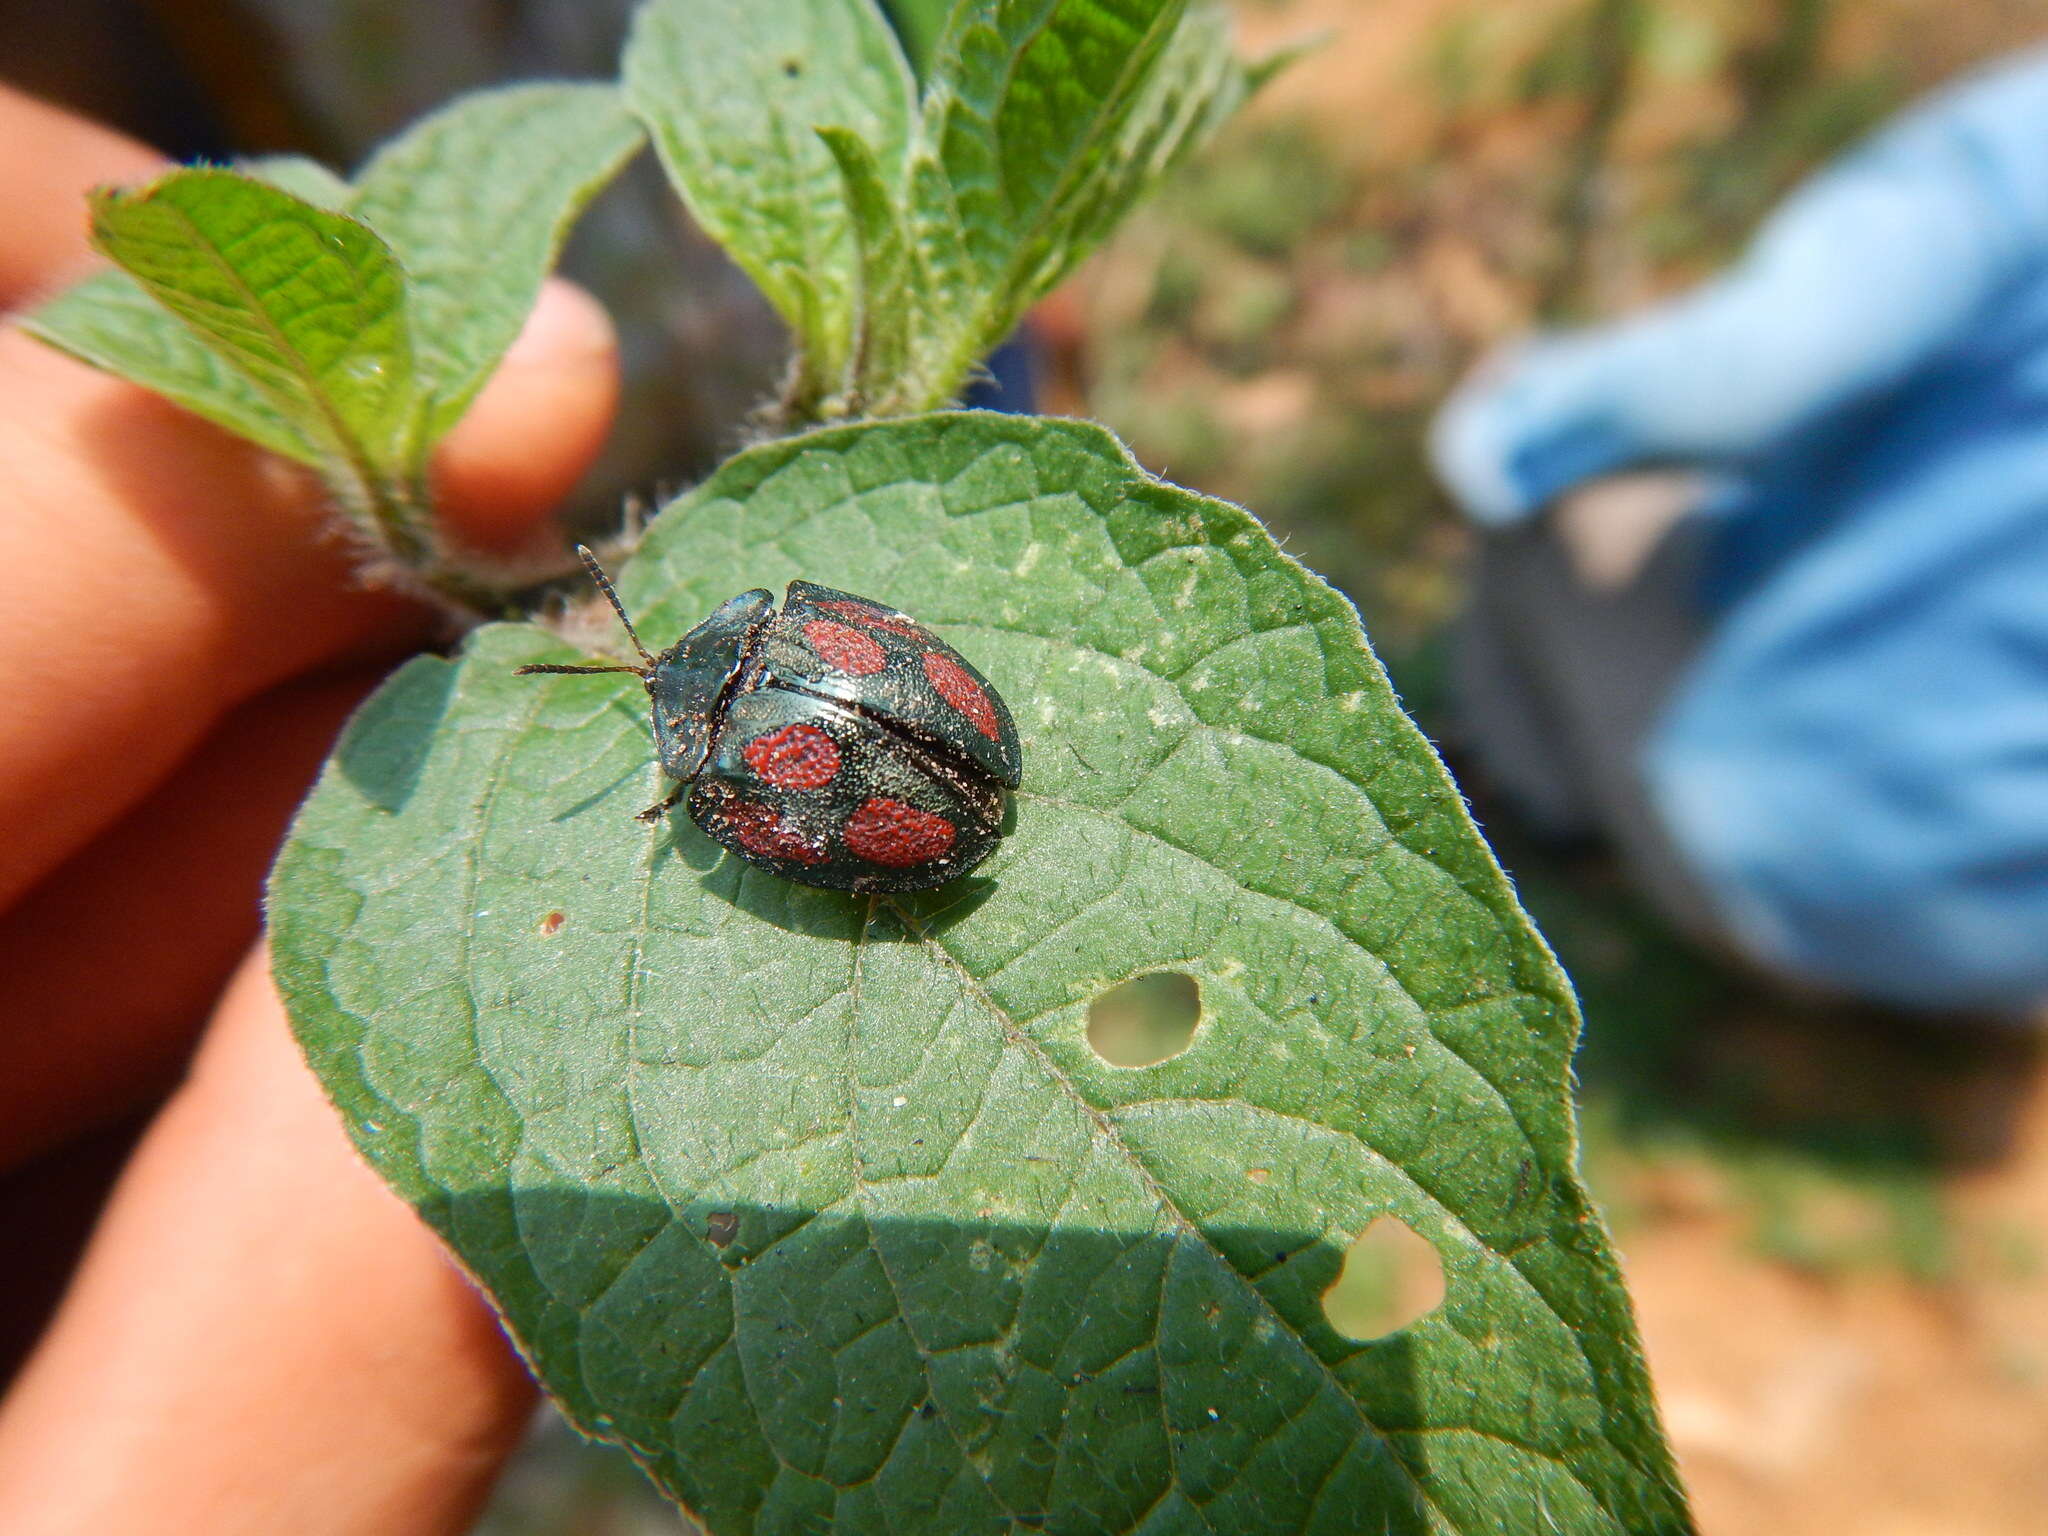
[88, 168, 416, 479]
[1049, 2, 1263, 290]
[23, 270, 320, 465]
[897, 0, 1277, 409]
[819, 125, 915, 410]
[623, 0, 917, 408]
[920, 0, 1191, 286]
[884, 0, 955, 78]
[272, 413, 1694, 1535]
[351, 82, 645, 441]
[240, 153, 355, 210]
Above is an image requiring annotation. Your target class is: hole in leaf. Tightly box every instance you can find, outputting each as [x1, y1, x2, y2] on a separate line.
[1321, 1218, 1446, 1341]
[781, 57, 803, 78]
[1086, 971, 1200, 1066]
[705, 1211, 738, 1249]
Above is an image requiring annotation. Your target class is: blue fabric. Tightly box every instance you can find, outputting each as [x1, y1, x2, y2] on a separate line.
[963, 331, 1039, 414]
[1432, 48, 2048, 1010]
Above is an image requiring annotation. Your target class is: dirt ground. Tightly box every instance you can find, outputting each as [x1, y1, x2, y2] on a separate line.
[1615, 1041, 2048, 1534]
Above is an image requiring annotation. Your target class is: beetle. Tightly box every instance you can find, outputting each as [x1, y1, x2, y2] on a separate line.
[514, 547, 1022, 892]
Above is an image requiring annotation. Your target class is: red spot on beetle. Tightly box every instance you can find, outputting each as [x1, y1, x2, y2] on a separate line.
[922, 652, 1001, 740]
[843, 797, 955, 867]
[804, 619, 885, 675]
[818, 598, 925, 639]
[742, 722, 841, 789]
[715, 797, 828, 865]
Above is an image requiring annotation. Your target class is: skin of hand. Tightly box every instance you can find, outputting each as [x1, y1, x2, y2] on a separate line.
[0, 85, 621, 1534]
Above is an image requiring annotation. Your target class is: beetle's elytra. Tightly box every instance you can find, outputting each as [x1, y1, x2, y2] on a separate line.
[515, 547, 1022, 893]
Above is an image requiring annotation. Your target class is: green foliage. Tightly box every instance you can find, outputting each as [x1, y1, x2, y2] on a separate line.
[351, 83, 647, 438]
[624, 0, 1270, 420]
[28, 5, 1694, 1526]
[25, 83, 642, 595]
[819, 125, 918, 397]
[623, 0, 918, 416]
[28, 268, 322, 466]
[272, 412, 1692, 1534]
[89, 168, 419, 470]
[901, 0, 1254, 413]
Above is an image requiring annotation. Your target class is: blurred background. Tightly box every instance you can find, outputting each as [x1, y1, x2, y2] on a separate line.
[7, 0, 2048, 1531]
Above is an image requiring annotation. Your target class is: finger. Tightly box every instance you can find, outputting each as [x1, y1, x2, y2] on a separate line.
[0, 670, 379, 1173]
[0, 262, 617, 911]
[0, 1117, 142, 1386]
[0, 291, 618, 1162]
[0, 948, 536, 1536]
[0, 330, 368, 911]
[435, 277, 620, 552]
[0, 85, 163, 308]
[0, 78, 617, 547]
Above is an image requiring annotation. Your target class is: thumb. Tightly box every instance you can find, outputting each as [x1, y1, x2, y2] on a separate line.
[0, 946, 536, 1536]
[0, 271, 621, 908]
[433, 276, 621, 554]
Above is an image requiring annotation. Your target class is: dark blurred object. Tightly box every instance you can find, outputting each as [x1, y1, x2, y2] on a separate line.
[0, 0, 241, 161]
[0, 1118, 144, 1385]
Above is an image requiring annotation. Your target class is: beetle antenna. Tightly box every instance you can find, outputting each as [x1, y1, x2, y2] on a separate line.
[576, 544, 656, 667]
[512, 662, 648, 677]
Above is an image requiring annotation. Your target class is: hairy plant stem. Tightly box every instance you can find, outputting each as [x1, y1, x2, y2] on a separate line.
[336, 465, 522, 622]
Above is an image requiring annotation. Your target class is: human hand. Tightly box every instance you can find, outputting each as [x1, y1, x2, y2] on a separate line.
[0, 86, 620, 1534]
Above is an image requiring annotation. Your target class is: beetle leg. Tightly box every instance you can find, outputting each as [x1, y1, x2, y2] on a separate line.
[635, 781, 688, 824]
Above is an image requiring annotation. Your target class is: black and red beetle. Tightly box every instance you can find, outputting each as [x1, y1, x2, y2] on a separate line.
[516, 547, 1022, 892]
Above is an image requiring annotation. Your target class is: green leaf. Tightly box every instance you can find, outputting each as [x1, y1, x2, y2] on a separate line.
[896, 1, 1279, 409]
[87, 168, 416, 481]
[271, 413, 1694, 1535]
[351, 82, 645, 440]
[1048, 2, 1264, 290]
[819, 125, 915, 410]
[239, 153, 355, 210]
[919, 0, 1190, 284]
[22, 270, 320, 466]
[35, 92, 638, 504]
[883, 0, 955, 78]
[623, 0, 917, 408]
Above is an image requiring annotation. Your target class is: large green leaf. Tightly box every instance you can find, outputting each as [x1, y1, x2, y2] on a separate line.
[350, 82, 645, 440]
[623, 0, 917, 407]
[85, 168, 417, 480]
[270, 413, 1692, 1534]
